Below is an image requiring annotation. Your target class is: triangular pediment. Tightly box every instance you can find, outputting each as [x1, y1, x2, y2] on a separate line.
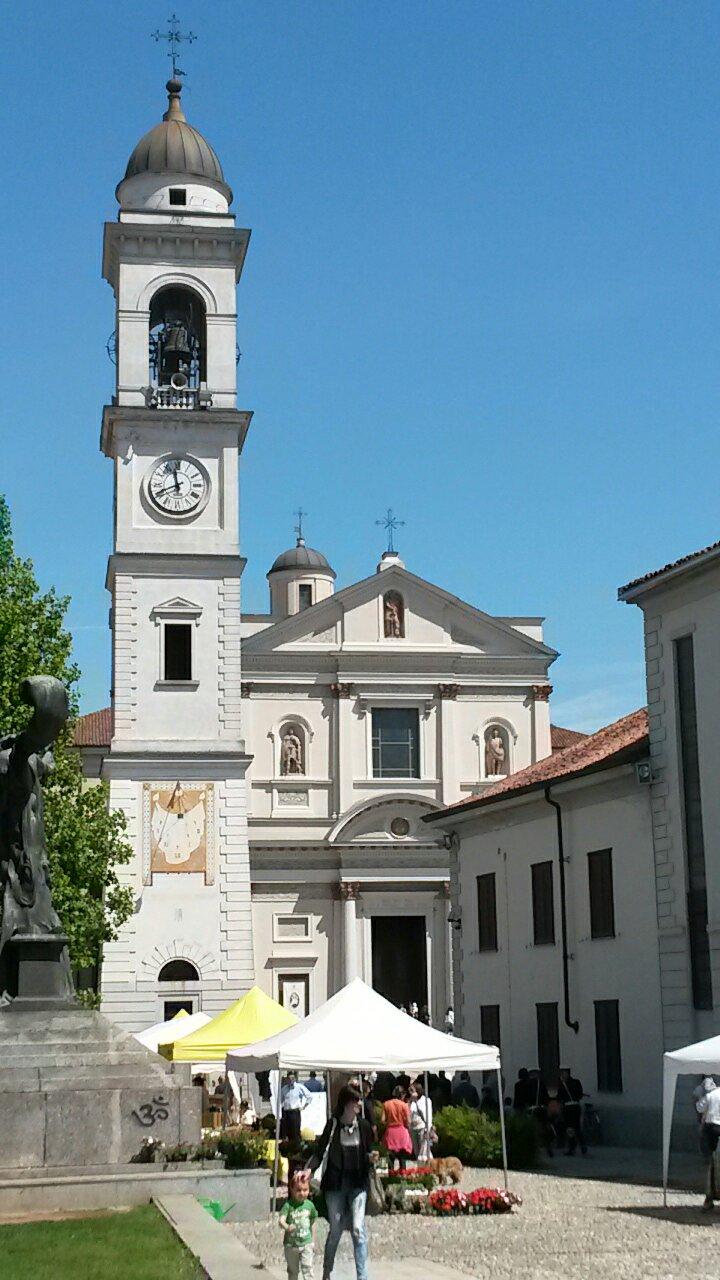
[241, 567, 556, 660]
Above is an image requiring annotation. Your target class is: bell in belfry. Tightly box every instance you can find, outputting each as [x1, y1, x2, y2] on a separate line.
[160, 318, 192, 379]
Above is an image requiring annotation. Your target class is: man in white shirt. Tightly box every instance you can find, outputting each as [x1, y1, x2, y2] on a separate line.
[281, 1071, 311, 1146]
[696, 1077, 720, 1211]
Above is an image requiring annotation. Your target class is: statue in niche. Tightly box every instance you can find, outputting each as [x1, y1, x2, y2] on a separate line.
[485, 726, 507, 777]
[0, 676, 74, 1000]
[280, 726, 304, 776]
[383, 593, 404, 639]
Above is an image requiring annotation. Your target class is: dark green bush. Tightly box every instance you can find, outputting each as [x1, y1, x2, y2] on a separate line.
[217, 1127, 267, 1169]
[434, 1106, 538, 1169]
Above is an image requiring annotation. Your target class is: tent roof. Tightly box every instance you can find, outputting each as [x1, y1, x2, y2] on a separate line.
[226, 978, 501, 1073]
[164, 985, 298, 1061]
[664, 1033, 720, 1074]
[135, 1009, 212, 1053]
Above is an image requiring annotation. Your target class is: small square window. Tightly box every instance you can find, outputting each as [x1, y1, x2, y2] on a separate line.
[169, 188, 187, 206]
[164, 623, 192, 681]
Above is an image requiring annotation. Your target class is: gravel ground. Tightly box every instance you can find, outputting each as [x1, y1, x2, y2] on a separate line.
[232, 1161, 719, 1280]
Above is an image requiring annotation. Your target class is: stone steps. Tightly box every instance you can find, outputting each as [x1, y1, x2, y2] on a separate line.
[0, 1045, 169, 1066]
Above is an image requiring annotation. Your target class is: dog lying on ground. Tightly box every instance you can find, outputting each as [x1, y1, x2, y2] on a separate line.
[429, 1156, 463, 1185]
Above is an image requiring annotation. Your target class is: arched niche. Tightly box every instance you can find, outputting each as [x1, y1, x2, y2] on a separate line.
[474, 717, 518, 780]
[158, 959, 200, 983]
[383, 590, 405, 639]
[149, 284, 207, 389]
[269, 715, 314, 778]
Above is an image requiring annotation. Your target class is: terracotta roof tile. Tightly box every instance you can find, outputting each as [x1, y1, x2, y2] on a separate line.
[428, 707, 648, 819]
[73, 707, 112, 748]
[619, 539, 720, 597]
[550, 724, 588, 752]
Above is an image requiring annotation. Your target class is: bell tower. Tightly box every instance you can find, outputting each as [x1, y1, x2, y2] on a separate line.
[99, 78, 255, 1029]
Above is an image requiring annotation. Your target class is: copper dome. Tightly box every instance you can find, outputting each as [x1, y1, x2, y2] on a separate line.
[122, 80, 232, 201]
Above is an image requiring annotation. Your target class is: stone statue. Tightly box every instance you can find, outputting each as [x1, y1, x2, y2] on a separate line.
[384, 596, 403, 638]
[485, 727, 506, 777]
[280, 727, 304, 776]
[0, 676, 74, 1002]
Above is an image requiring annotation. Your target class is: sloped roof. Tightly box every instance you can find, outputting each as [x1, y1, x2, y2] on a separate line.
[619, 539, 720, 600]
[425, 707, 649, 820]
[73, 707, 112, 748]
[550, 724, 587, 751]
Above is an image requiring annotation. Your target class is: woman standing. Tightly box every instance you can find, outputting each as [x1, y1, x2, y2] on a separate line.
[382, 1085, 413, 1170]
[408, 1080, 434, 1162]
[313, 1083, 376, 1280]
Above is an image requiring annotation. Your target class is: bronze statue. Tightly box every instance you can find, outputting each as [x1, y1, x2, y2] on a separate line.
[0, 677, 74, 1002]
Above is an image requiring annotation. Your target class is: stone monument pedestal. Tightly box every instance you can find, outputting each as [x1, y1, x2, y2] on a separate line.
[3, 933, 76, 1011]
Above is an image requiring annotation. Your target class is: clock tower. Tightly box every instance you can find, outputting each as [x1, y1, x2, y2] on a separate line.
[100, 78, 254, 1028]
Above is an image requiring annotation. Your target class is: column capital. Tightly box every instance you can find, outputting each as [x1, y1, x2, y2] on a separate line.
[338, 880, 361, 900]
[240, 682, 254, 698]
[330, 682, 355, 699]
[531, 683, 553, 702]
[437, 683, 461, 700]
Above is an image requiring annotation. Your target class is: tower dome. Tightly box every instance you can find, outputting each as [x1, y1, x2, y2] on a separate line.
[116, 80, 233, 212]
[267, 535, 336, 618]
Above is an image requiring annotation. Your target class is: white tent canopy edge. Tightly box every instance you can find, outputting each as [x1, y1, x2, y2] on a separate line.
[662, 1032, 720, 1204]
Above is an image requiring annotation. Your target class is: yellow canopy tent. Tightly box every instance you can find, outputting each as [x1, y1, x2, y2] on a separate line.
[159, 985, 298, 1062]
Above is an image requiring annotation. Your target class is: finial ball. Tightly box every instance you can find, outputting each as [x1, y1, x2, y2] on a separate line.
[166, 78, 183, 95]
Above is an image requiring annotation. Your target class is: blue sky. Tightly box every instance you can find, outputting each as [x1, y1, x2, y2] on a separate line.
[2, 1, 719, 729]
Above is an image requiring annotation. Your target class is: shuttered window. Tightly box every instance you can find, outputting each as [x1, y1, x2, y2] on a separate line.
[594, 999, 623, 1092]
[588, 849, 615, 939]
[536, 1002, 560, 1081]
[675, 635, 712, 1010]
[476, 873, 498, 952]
[531, 861, 555, 945]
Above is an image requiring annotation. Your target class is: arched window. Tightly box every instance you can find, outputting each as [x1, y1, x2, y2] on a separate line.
[383, 591, 405, 639]
[149, 285, 207, 389]
[158, 959, 199, 983]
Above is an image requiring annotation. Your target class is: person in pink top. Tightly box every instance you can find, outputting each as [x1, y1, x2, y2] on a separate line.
[382, 1085, 413, 1169]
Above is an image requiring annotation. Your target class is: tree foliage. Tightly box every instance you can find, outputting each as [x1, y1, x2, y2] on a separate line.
[0, 495, 133, 978]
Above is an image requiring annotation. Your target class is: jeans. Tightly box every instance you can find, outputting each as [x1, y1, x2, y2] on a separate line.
[284, 1241, 314, 1279]
[323, 1187, 368, 1280]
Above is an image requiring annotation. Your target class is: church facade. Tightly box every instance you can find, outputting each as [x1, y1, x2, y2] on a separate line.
[79, 78, 560, 1033]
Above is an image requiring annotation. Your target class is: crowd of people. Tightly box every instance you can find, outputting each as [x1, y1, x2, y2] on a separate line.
[511, 1065, 588, 1156]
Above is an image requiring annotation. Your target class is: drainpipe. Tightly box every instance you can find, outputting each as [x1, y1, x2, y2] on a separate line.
[544, 785, 579, 1034]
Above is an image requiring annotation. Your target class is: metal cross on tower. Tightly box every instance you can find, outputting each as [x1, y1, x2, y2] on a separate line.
[376, 508, 405, 554]
[152, 13, 196, 79]
[294, 507, 307, 544]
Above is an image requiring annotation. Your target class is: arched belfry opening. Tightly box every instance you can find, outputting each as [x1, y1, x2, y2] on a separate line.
[149, 285, 207, 392]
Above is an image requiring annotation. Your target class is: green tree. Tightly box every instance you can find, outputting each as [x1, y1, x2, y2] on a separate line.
[0, 495, 133, 987]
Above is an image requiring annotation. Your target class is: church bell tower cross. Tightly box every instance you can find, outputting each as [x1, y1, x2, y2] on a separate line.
[99, 73, 255, 1028]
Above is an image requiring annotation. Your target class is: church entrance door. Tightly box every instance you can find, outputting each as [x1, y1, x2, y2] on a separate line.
[371, 916, 427, 1012]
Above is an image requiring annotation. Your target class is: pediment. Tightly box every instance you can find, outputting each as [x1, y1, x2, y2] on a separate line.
[242, 566, 556, 660]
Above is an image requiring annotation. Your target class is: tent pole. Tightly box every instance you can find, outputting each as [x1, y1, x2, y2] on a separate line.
[272, 1070, 281, 1215]
[497, 1067, 509, 1190]
[424, 1070, 430, 1162]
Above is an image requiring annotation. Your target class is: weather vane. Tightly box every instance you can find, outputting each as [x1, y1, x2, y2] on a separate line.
[376, 508, 405, 554]
[294, 507, 307, 544]
[152, 13, 196, 79]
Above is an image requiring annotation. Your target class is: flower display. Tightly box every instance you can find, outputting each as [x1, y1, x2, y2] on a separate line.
[428, 1187, 468, 1215]
[428, 1185, 521, 1216]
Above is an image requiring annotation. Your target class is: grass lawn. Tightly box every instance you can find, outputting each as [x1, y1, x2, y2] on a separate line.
[0, 1204, 203, 1280]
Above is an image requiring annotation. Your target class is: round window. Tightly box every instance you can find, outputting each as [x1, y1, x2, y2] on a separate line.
[390, 817, 411, 838]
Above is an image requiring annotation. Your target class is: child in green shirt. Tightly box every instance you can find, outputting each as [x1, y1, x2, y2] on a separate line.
[279, 1169, 318, 1279]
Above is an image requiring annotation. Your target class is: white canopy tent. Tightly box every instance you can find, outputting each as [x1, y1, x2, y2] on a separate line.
[134, 1010, 212, 1054]
[663, 1033, 720, 1204]
[227, 978, 506, 1205]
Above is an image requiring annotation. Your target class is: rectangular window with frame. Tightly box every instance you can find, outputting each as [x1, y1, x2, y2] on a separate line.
[536, 1002, 560, 1081]
[163, 622, 192, 681]
[371, 707, 420, 778]
[674, 634, 712, 1010]
[476, 873, 498, 952]
[594, 998, 623, 1092]
[480, 1003, 501, 1051]
[531, 861, 555, 945]
[298, 583, 313, 611]
[588, 849, 615, 939]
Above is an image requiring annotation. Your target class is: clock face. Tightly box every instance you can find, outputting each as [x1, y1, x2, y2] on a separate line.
[147, 457, 208, 517]
[149, 783, 209, 872]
